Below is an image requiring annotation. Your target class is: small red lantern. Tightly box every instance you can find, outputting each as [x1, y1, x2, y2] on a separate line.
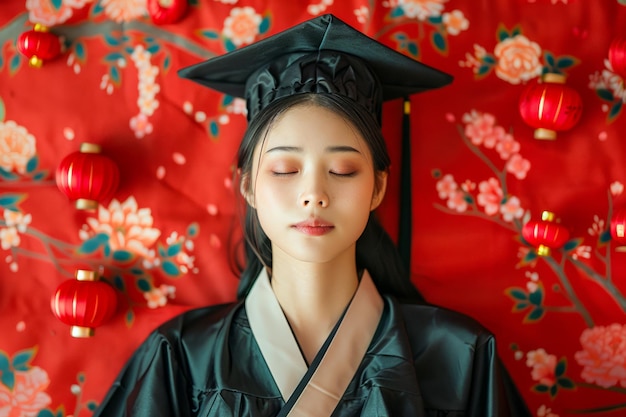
[522, 211, 570, 256]
[609, 37, 626, 79]
[610, 208, 626, 252]
[56, 142, 120, 210]
[17, 23, 62, 68]
[519, 73, 583, 140]
[51, 269, 118, 338]
[148, 0, 187, 25]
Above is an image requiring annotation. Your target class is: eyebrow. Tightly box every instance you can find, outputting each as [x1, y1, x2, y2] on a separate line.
[265, 145, 361, 154]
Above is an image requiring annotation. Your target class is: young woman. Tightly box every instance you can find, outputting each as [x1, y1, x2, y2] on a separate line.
[94, 14, 530, 417]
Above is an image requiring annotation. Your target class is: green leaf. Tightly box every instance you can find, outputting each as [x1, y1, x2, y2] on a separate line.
[26, 156, 39, 173]
[496, 24, 510, 42]
[104, 34, 121, 46]
[103, 244, 111, 257]
[161, 260, 180, 277]
[51, 0, 62, 9]
[528, 288, 543, 305]
[112, 250, 133, 262]
[513, 302, 529, 312]
[125, 309, 134, 327]
[599, 230, 612, 245]
[0, 351, 9, 373]
[198, 30, 220, 40]
[533, 383, 549, 393]
[557, 377, 575, 389]
[406, 41, 419, 57]
[74, 41, 86, 61]
[12, 348, 35, 371]
[549, 384, 558, 397]
[9, 54, 21, 75]
[104, 52, 125, 62]
[224, 39, 237, 52]
[110, 66, 120, 84]
[147, 44, 159, 54]
[78, 233, 109, 254]
[428, 15, 442, 25]
[432, 32, 447, 54]
[390, 6, 405, 18]
[259, 16, 271, 34]
[554, 357, 567, 377]
[113, 276, 125, 290]
[222, 95, 233, 107]
[393, 32, 407, 41]
[544, 51, 555, 68]
[130, 268, 144, 275]
[87, 401, 98, 411]
[33, 171, 48, 181]
[511, 25, 522, 37]
[476, 65, 492, 77]
[563, 238, 582, 252]
[187, 222, 199, 238]
[0, 168, 19, 181]
[163, 54, 171, 71]
[157, 243, 166, 258]
[525, 307, 545, 322]
[0, 193, 24, 209]
[463, 195, 474, 204]
[37, 410, 55, 417]
[167, 243, 181, 257]
[209, 120, 219, 137]
[482, 55, 496, 65]
[0, 96, 5, 121]
[596, 88, 615, 101]
[137, 278, 151, 292]
[92, 1, 104, 15]
[608, 100, 623, 123]
[556, 56, 577, 69]
[77, 372, 85, 383]
[506, 288, 528, 301]
[1, 370, 14, 390]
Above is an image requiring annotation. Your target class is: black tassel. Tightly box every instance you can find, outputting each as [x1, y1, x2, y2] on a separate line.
[398, 97, 411, 274]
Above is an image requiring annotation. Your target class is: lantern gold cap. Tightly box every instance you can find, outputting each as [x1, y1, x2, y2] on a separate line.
[79, 142, 102, 153]
[71, 325, 95, 338]
[534, 128, 557, 140]
[542, 73, 566, 84]
[75, 269, 99, 281]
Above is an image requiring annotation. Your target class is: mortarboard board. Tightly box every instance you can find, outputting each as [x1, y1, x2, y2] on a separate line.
[178, 13, 452, 123]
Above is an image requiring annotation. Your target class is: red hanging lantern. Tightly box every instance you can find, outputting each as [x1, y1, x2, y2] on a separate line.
[518, 73, 583, 140]
[56, 142, 120, 210]
[609, 37, 626, 79]
[522, 211, 570, 256]
[148, 0, 188, 25]
[610, 208, 626, 252]
[16, 23, 62, 68]
[51, 269, 118, 338]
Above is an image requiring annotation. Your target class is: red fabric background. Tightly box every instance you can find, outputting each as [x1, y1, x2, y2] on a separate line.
[1, 1, 626, 416]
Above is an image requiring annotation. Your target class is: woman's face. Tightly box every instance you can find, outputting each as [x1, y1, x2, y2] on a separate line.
[243, 104, 387, 265]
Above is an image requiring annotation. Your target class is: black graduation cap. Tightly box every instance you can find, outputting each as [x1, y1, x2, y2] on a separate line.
[178, 14, 453, 273]
[178, 13, 452, 123]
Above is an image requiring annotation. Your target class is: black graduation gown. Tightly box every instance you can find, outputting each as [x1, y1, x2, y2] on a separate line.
[93, 296, 531, 417]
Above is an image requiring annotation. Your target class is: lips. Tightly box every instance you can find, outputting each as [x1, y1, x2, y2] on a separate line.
[292, 219, 334, 236]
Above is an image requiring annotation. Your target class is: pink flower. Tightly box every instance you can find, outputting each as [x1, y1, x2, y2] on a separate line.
[477, 178, 503, 216]
[223, 7, 262, 46]
[0, 366, 51, 416]
[575, 323, 626, 388]
[0, 121, 36, 175]
[494, 34, 543, 84]
[495, 132, 520, 160]
[483, 125, 508, 149]
[463, 111, 496, 146]
[130, 113, 154, 139]
[398, 0, 447, 21]
[446, 189, 468, 212]
[500, 196, 524, 222]
[436, 174, 458, 199]
[506, 154, 531, 180]
[442, 9, 469, 36]
[26, 0, 74, 25]
[101, 0, 147, 22]
[526, 349, 558, 386]
[82, 196, 161, 258]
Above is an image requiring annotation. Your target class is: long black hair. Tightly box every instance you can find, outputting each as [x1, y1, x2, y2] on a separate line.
[233, 93, 424, 303]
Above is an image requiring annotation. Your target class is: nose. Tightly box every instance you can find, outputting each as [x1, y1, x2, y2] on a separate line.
[299, 174, 329, 208]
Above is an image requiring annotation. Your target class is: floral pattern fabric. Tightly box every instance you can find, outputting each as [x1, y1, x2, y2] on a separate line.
[1, 1, 626, 416]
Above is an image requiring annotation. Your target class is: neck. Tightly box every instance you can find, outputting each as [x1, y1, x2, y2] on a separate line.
[269, 247, 359, 363]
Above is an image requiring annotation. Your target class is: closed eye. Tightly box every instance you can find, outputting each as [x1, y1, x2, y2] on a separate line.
[271, 171, 298, 176]
[330, 171, 357, 177]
